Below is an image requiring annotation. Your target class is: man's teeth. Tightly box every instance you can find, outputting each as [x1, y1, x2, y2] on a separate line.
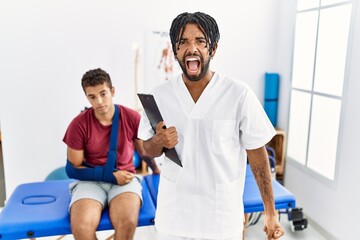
[187, 57, 198, 61]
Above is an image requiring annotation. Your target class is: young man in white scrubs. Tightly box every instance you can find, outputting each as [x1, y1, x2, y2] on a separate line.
[138, 12, 285, 240]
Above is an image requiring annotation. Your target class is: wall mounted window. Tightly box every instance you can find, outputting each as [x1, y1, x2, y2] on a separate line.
[287, 0, 353, 180]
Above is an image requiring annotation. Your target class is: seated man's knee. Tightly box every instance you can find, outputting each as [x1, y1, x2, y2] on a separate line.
[114, 215, 138, 232]
[71, 215, 101, 235]
[70, 200, 102, 233]
[71, 216, 101, 240]
[114, 213, 139, 239]
[124, 216, 138, 229]
[110, 192, 140, 234]
[113, 217, 137, 240]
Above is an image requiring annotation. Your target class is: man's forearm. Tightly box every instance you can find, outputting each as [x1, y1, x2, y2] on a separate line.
[142, 157, 160, 173]
[251, 161, 276, 215]
[65, 160, 117, 184]
[143, 136, 165, 158]
[247, 147, 276, 216]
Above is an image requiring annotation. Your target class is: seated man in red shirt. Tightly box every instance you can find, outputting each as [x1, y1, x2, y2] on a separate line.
[63, 68, 159, 240]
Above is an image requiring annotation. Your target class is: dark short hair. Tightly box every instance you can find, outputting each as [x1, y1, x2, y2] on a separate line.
[81, 68, 112, 92]
[169, 12, 220, 56]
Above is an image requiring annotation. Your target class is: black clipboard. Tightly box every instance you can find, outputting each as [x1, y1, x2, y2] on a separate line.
[137, 93, 183, 167]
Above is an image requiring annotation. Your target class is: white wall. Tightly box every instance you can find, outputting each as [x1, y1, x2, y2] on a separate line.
[279, 1, 360, 239]
[0, 0, 282, 198]
[0, 0, 146, 197]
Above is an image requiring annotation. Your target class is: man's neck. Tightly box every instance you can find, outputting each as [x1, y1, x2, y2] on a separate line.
[95, 104, 115, 126]
[184, 71, 214, 103]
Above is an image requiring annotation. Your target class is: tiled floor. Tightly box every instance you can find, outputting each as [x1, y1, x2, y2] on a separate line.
[21, 213, 327, 240]
[132, 214, 328, 240]
[243, 214, 328, 240]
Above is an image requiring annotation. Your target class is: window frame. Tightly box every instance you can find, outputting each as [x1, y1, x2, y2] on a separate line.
[286, 0, 355, 187]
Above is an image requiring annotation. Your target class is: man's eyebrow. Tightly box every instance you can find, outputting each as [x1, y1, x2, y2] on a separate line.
[180, 36, 206, 40]
[87, 89, 107, 97]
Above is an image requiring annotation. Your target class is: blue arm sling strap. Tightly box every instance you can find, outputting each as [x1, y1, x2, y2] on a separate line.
[66, 105, 119, 184]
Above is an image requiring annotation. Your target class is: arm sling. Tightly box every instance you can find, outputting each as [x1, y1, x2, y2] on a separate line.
[65, 105, 119, 184]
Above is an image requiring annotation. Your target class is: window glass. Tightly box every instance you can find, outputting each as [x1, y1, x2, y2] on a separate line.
[314, 4, 352, 96]
[292, 11, 318, 91]
[287, 90, 311, 165]
[321, 0, 349, 6]
[307, 95, 341, 180]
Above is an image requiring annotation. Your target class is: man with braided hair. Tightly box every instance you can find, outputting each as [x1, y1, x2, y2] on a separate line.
[63, 68, 159, 240]
[138, 12, 284, 240]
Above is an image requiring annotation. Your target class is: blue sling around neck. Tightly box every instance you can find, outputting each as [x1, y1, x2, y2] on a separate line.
[103, 104, 120, 182]
[66, 104, 120, 184]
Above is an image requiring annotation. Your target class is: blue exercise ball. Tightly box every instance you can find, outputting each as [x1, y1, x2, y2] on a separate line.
[45, 167, 69, 181]
[133, 150, 141, 169]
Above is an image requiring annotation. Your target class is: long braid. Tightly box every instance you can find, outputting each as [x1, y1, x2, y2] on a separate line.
[169, 12, 220, 56]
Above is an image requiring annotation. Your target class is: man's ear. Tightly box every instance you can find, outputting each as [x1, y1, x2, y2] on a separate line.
[111, 87, 115, 96]
[211, 42, 218, 57]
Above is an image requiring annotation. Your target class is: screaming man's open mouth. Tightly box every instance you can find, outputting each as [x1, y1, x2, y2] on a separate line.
[186, 56, 200, 73]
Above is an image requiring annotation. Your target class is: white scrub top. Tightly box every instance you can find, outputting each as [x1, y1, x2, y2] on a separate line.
[138, 72, 276, 239]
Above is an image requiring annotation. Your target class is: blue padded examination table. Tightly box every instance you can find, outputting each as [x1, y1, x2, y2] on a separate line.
[0, 166, 296, 240]
[243, 165, 295, 213]
[0, 178, 156, 240]
[143, 165, 296, 213]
